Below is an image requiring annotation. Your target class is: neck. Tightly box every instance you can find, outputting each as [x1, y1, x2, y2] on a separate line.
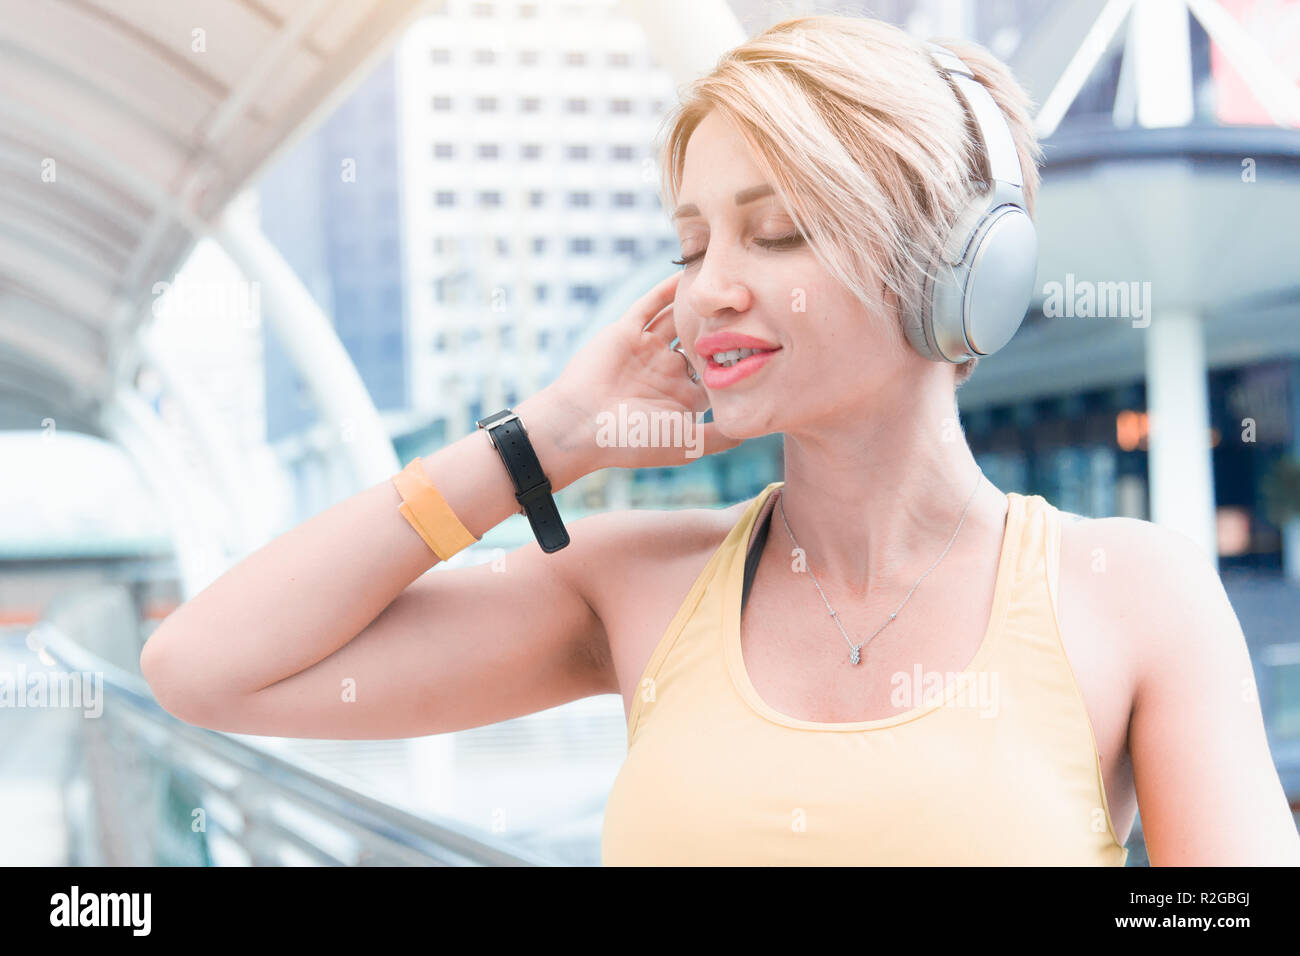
[777, 374, 1006, 599]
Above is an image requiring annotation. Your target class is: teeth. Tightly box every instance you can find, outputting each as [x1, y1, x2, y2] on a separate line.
[712, 347, 763, 367]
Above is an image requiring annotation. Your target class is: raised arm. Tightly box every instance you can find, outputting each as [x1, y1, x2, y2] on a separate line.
[138, 386, 604, 738]
[139, 271, 739, 739]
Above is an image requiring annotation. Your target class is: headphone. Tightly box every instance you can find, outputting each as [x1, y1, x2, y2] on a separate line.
[900, 42, 1038, 365]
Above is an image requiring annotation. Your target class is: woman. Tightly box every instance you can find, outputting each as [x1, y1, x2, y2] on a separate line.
[140, 15, 1300, 865]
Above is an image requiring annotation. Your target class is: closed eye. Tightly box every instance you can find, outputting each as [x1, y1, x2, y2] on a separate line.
[671, 232, 806, 268]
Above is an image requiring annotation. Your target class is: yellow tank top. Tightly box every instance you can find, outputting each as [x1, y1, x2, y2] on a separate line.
[601, 481, 1128, 866]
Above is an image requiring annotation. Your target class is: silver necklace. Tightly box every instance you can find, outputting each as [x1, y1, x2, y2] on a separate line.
[777, 472, 984, 665]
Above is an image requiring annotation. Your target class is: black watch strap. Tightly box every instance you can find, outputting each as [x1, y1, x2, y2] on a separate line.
[476, 409, 570, 553]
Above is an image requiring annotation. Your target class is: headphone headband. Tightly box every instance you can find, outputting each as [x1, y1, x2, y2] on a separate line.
[899, 42, 1039, 365]
[925, 42, 1024, 190]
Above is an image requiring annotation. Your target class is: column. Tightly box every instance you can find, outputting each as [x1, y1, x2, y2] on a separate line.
[1144, 309, 1218, 568]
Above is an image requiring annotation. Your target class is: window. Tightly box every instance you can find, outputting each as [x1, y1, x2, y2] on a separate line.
[537, 329, 550, 349]
[477, 143, 500, 159]
[431, 48, 451, 64]
[519, 3, 538, 16]
[528, 191, 545, 207]
[565, 144, 589, 160]
[613, 237, 638, 255]
[474, 49, 496, 65]
[472, 2, 493, 16]
[495, 237, 509, 255]
[610, 99, 632, 114]
[570, 284, 598, 303]
[435, 191, 456, 207]
[521, 143, 542, 160]
[432, 95, 452, 111]
[612, 192, 635, 207]
[475, 96, 499, 112]
[565, 52, 586, 66]
[532, 237, 547, 254]
[564, 98, 587, 113]
[518, 49, 539, 66]
[478, 191, 502, 207]
[433, 142, 454, 158]
[610, 144, 636, 161]
[569, 237, 593, 254]
[499, 326, 515, 348]
[608, 52, 630, 68]
[534, 283, 548, 303]
[520, 97, 541, 112]
[567, 191, 592, 207]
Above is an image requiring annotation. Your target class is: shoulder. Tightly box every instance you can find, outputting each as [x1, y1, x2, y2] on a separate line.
[548, 496, 753, 604]
[1056, 507, 1240, 683]
[1057, 507, 1221, 598]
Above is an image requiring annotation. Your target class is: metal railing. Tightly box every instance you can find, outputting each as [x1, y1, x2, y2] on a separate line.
[28, 587, 558, 866]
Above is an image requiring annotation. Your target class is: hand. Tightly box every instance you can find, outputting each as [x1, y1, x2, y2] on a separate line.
[519, 271, 743, 478]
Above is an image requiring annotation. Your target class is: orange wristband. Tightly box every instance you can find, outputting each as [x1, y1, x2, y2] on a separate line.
[392, 458, 479, 561]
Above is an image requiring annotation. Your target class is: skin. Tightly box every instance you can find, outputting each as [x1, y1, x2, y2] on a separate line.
[140, 110, 1300, 866]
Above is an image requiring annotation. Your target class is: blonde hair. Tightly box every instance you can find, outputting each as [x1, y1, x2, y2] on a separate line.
[657, 15, 1045, 388]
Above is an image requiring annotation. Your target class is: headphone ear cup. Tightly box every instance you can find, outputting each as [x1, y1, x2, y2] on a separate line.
[901, 261, 943, 362]
[902, 254, 962, 363]
[958, 206, 1038, 357]
[910, 204, 1038, 363]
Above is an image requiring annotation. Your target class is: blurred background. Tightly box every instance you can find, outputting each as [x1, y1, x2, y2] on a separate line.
[1, 0, 1299, 866]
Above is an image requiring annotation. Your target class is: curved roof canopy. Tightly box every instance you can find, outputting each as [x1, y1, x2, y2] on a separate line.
[0, 0, 423, 434]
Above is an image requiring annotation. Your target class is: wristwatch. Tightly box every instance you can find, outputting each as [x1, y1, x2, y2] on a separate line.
[475, 408, 570, 553]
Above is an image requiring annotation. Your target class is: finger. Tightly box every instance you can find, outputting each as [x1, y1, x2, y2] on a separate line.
[640, 301, 676, 343]
[627, 270, 682, 334]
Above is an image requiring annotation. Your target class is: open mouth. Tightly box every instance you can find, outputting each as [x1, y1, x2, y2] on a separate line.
[702, 346, 781, 388]
[709, 347, 770, 368]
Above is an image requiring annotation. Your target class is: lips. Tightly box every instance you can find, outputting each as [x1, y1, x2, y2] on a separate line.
[694, 332, 780, 356]
[692, 332, 781, 390]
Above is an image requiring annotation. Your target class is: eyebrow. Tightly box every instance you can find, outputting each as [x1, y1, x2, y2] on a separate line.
[671, 183, 774, 220]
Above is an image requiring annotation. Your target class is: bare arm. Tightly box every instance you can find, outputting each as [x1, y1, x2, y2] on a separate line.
[138, 386, 606, 737]
[1115, 520, 1300, 865]
[139, 270, 739, 739]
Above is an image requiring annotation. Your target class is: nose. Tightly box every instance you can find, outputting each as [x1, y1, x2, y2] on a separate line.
[684, 242, 753, 321]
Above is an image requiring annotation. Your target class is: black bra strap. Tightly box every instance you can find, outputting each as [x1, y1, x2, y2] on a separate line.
[740, 499, 775, 615]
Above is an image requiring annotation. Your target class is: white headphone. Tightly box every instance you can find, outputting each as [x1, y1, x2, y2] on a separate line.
[901, 42, 1039, 365]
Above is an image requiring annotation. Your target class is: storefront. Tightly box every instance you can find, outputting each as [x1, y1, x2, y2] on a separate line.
[962, 359, 1300, 573]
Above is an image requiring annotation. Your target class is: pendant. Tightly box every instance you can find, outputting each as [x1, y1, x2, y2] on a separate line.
[849, 646, 861, 665]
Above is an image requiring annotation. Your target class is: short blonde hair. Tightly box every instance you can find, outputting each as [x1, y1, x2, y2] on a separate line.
[657, 14, 1045, 388]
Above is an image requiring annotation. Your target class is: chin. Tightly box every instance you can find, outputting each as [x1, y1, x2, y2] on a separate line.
[709, 402, 783, 441]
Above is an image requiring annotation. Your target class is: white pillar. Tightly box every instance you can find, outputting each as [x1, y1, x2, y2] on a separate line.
[1144, 309, 1217, 567]
[100, 387, 232, 599]
[215, 200, 400, 491]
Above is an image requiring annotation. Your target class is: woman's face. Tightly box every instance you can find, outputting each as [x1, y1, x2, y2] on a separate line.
[671, 110, 915, 440]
